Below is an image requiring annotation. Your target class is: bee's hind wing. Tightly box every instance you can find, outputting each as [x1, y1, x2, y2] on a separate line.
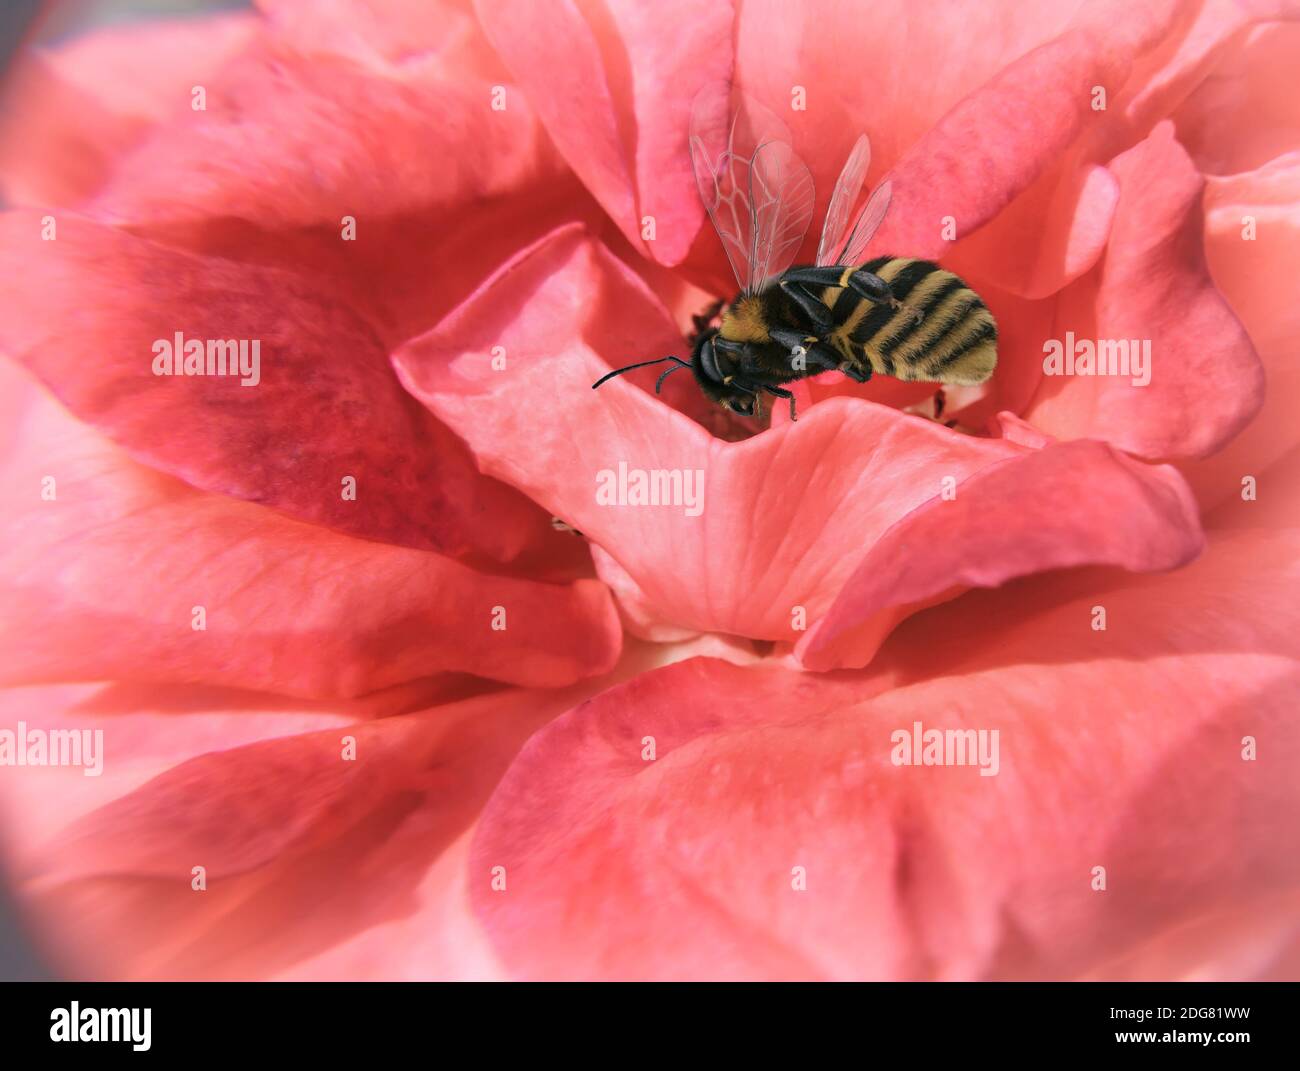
[817, 133, 892, 267]
[816, 134, 869, 265]
[689, 86, 816, 295]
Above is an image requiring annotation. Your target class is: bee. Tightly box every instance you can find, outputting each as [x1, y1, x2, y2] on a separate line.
[592, 92, 997, 420]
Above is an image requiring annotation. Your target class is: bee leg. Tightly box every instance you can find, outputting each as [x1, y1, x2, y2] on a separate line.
[846, 270, 926, 325]
[781, 266, 854, 288]
[783, 265, 899, 312]
[804, 340, 844, 374]
[774, 325, 870, 382]
[844, 269, 894, 305]
[769, 327, 839, 375]
[778, 279, 835, 336]
[762, 384, 797, 422]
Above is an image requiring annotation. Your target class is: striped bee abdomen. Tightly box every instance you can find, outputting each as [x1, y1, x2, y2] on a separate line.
[824, 256, 997, 386]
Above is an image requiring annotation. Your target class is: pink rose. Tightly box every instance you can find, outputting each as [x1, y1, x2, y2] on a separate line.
[0, 0, 1296, 980]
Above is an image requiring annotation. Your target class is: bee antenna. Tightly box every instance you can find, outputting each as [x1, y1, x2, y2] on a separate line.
[591, 355, 689, 391]
[654, 363, 689, 394]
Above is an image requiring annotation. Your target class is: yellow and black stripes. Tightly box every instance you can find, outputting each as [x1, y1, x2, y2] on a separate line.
[827, 257, 997, 386]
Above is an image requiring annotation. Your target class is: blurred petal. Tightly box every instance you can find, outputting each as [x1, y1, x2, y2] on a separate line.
[90, 3, 561, 230]
[0, 212, 548, 559]
[1026, 123, 1262, 459]
[12, 686, 552, 980]
[472, 528, 1300, 980]
[0, 362, 621, 696]
[253, 0, 462, 64]
[0, 683, 355, 869]
[0, 3, 593, 352]
[474, 0, 732, 265]
[3, 635, 754, 980]
[0, 13, 258, 207]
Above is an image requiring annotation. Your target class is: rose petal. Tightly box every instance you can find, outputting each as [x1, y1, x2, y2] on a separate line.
[474, 0, 732, 266]
[943, 163, 1120, 300]
[13, 688, 552, 980]
[0, 212, 549, 559]
[0, 13, 259, 208]
[253, 0, 459, 65]
[0, 682, 355, 870]
[471, 528, 1300, 980]
[90, 5, 561, 230]
[680, 1, 1182, 321]
[1119, 0, 1294, 135]
[4, 634, 753, 980]
[862, 0, 1182, 261]
[1025, 123, 1262, 460]
[395, 219, 727, 426]
[1179, 152, 1300, 512]
[0, 4, 594, 353]
[798, 435, 1203, 670]
[1173, 20, 1300, 177]
[0, 362, 621, 696]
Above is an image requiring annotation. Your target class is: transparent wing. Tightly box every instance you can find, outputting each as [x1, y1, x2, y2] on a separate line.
[747, 140, 816, 292]
[816, 134, 871, 266]
[689, 86, 816, 294]
[834, 179, 892, 267]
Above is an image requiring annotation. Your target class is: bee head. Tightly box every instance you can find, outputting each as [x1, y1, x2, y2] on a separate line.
[691, 329, 757, 416]
[589, 327, 756, 417]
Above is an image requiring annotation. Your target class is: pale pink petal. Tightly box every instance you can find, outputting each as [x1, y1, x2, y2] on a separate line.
[944, 163, 1119, 300]
[13, 687, 552, 980]
[1118, 0, 1297, 135]
[0, 683, 355, 871]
